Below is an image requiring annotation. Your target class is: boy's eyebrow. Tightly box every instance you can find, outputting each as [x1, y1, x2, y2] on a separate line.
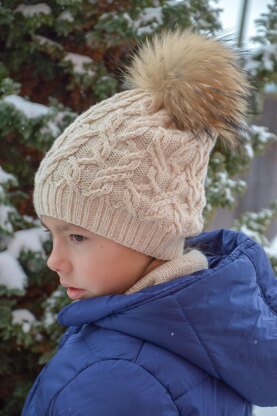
[40, 220, 71, 232]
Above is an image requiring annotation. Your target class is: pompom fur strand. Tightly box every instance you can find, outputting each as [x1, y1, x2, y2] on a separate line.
[124, 29, 251, 148]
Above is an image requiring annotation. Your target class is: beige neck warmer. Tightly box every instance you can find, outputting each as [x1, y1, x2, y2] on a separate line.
[126, 249, 208, 294]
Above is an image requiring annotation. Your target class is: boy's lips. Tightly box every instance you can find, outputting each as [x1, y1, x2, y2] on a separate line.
[60, 281, 86, 300]
[66, 287, 87, 300]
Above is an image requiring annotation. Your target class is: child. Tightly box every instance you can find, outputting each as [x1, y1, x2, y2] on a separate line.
[22, 29, 277, 415]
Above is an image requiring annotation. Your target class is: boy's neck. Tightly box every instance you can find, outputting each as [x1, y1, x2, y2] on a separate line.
[140, 258, 167, 278]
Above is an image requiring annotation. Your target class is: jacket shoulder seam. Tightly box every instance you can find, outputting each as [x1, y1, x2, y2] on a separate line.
[49, 358, 181, 416]
[174, 374, 210, 402]
[175, 297, 221, 379]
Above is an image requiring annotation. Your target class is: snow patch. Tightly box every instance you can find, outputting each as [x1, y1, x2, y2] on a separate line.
[245, 43, 277, 76]
[0, 227, 49, 290]
[40, 110, 74, 138]
[124, 7, 163, 35]
[253, 405, 277, 415]
[265, 235, 277, 258]
[259, 44, 277, 71]
[12, 309, 36, 333]
[140, 6, 163, 24]
[243, 143, 254, 159]
[15, 3, 51, 17]
[2, 95, 50, 118]
[58, 11, 74, 22]
[240, 225, 263, 245]
[7, 228, 48, 259]
[43, 287, 66, 326]
[0, 205, 16, 233]
[64, 53, 94, 75]
[0, 251, 27, 290]
[0, 166, 16, 185]
[251, 125, 276, 143]
[34, 35, 63, 50]
[43, 311, 56, 327]
[271, 236, 277, 253]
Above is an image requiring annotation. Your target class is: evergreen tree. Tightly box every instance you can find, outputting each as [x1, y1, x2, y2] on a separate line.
[0, 1, 276, 414]
[232, 0, 277, 270]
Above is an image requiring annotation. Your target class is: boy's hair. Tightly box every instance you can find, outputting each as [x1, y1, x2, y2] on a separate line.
[33, 28, 250, 260]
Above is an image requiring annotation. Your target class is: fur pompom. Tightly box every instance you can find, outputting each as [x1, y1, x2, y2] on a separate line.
[124, 29, 251, 148]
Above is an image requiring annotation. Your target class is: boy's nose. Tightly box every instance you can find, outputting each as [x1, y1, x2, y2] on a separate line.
[47, 243, 72, 273]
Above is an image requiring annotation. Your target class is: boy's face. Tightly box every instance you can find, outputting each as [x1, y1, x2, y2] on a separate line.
[41, 215, 154, 300]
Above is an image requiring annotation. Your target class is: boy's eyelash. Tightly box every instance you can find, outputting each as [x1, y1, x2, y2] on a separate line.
[70, 234, 86, 242]
[42, 229, 86, 242]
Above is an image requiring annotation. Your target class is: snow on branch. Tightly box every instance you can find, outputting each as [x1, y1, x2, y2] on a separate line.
[63, 52, 94, 75]
[14, 3, 51, 17]
[12, 309, 36, 333]
[0, 251, 27, 290]
[2, 95, 50, 118]
[0, 166, 17, 186]
[7, 228, 49, 259]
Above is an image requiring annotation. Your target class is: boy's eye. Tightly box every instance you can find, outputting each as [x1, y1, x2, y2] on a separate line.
[70, 234, 86, 242]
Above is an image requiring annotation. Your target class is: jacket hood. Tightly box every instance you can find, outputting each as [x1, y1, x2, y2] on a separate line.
[58, 229, 277, 407]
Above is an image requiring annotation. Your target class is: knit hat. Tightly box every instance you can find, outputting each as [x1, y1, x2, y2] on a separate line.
[33, 29, 250, 260]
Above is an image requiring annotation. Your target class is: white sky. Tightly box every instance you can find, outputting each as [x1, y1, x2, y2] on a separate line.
[217, 0, 274, 47]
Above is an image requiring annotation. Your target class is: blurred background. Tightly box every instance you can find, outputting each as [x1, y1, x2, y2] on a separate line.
[210, 0, 277, 245]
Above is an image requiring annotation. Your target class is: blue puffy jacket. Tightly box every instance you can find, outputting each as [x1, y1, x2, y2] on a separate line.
[22, 229, 277, 415]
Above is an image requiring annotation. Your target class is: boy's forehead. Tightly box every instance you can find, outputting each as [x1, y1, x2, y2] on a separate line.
[41, 216, 82, 232]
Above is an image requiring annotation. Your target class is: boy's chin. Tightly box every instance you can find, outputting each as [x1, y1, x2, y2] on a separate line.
[66, 286, 126, 300]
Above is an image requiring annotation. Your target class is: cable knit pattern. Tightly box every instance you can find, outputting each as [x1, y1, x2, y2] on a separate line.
[126, 249, 208, 294]
[34, 89, 214, 259]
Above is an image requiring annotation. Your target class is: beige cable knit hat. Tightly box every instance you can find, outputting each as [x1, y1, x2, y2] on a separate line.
[33, 29, 250, 260]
